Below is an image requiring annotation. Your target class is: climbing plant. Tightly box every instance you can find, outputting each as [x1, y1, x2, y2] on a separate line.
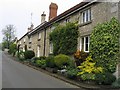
[90, 17, 120, 73]
[49, 22, 78, 55]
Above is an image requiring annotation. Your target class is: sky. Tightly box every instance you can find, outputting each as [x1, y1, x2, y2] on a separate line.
[0, 0, 83, 43]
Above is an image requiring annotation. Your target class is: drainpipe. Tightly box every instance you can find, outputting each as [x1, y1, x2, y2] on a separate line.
[43, 28, 46, 56]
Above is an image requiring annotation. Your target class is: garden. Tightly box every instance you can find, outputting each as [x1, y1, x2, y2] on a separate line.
[9, 18, 120, 89]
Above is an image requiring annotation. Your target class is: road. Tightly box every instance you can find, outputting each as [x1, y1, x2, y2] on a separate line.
[2, 51, 83, 88]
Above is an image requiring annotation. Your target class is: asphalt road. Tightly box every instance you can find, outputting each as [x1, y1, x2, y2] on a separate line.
[2, 52, 82, 88]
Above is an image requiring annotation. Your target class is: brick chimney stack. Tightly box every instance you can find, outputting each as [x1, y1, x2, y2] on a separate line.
[41, 12, 46, 23]
[49, 2, 58, 21]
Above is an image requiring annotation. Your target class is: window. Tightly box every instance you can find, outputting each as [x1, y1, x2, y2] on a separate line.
[81, 9, 91, 23]
[38, 33, 41, 40]
[80, 36, 90, 52]
[37, 46, 40, 57]
[29, 36, 32, 43]
[24, 38, 26, 43]
[19, 41, 21, 44]
[50, 42, 53, 54]
[50, 26, 55, 32]
[65, 18, 70, 23]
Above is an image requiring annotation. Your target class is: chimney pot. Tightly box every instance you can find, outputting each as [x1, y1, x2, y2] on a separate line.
[41, 12, 46, 23]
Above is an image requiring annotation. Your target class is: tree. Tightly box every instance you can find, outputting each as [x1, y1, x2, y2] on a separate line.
[49, 22, 78, 55]
[2, 24, 16, 49]
[90, 18, 120, 73]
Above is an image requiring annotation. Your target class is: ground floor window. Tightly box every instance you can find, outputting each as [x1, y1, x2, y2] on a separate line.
[37, 46, 40, 57]
[49, 42, 53, 54]
[80, 36, 90, 52]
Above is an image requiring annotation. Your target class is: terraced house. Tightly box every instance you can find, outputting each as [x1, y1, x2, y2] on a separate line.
[17, 1, 120, 59]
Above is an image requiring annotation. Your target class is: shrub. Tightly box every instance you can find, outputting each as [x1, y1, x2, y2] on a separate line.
[54, 54, 71, 69]
[77, 56, 103, 75]
[49, 22, 78, 55]
[90, 18, 120, 73]
[80, 73, 95, 81]
[112, 77, 120, 88]
[95, 72, 116, 85]
[18, 50, 25, 61]
[24, 50, 35, 59]
[74, 50, 89, 66]
[38, 56, 46, 60]
[36, 60, 46, 68]
[9, 43, 17, 56]
[46, 56, 56, 68]
[66, 68, 78, 79]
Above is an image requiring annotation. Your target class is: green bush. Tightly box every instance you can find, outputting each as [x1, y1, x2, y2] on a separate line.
[49, 22, 78, 55]
[18, 50, 25, 61]
[80, 73, 95, 81]
[24, 50, 35, 59]
[9, 43, 17, 56]
[95, 72, 116, 85]
[38, 56, 46, 60]
[46, 56, 56, 68]
[36, 60, 46, 68]
[54, 54, 71, 69]
[112, 77, 120, 88]
[66, 68, 78, 79]
[90, 18, 120, 73]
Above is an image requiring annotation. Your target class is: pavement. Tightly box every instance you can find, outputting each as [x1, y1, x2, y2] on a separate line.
[2, 51, 120, 90]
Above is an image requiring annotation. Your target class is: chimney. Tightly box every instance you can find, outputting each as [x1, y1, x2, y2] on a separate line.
[28, 24, 34, 32]
[49, 2, 58, 21]
[41, 12, 46, 23]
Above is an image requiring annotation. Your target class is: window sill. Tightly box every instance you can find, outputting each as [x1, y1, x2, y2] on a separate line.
[79, 21, 92, 27]
[29, 42, 32, 44]
[38, 39, 41, 41]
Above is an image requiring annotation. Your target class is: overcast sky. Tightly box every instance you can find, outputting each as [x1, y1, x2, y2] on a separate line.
[0, 0, 84, 43]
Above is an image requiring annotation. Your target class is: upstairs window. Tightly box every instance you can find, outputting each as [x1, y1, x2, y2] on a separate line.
[81, 9, 91, 24]
[24, 38, 26, 43]
[29, 36, 32, 43]
[38, 33, 41, 40]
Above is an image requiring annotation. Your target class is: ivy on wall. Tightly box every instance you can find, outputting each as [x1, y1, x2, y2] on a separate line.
[90, 17, 120, 73]
[49, 22, 78, 55]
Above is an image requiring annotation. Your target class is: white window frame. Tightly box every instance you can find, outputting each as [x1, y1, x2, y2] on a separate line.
[37, 46, 40, 57]
[38, 33, 41, 39]
[24, 38, 26, 43]
[29, 36, 32, 42]
[81, 9, 91, 24]
[19, 41, 21, 44]
[50, 26, 55, 32]
[49, 42, 53, 54]
[80, 36, 90, 52]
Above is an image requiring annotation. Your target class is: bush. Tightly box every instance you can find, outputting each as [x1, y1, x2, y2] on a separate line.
[39, 56, 46, 60]
[18, 50, 25, 61]
[9, 43, 17, 56]
[36, 60, 46, 68]
[54, 54, 71, 69]
[80, 73, 95, 81]
[95, 72, 116, 85]
[49, 22, 78, 55]
[24, 50, 35, 59]
[112, 77, 120, 88]
[77, 56, 103, 76]
[66, 68, 78, 79]
[90, 18, 120, 73]
[46, 56, 56, 68]
[74, 50, 89, 66]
